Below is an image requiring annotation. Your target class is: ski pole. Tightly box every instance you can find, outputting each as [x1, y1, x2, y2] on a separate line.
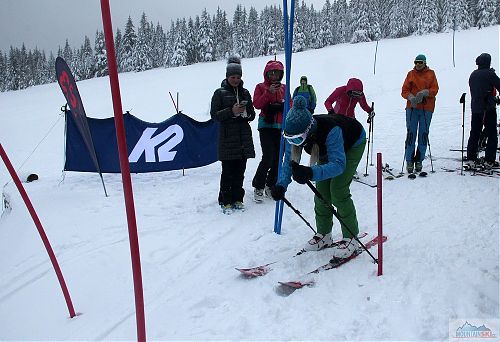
[364, 119, 372, 176]
[305, 180, 378, 263]
[281, 197, 316, 234]
[459, 93, 466, 175]
[401, 107, 414, 174]
[369, 103, 375, 166]
[423, 112, 435, 173]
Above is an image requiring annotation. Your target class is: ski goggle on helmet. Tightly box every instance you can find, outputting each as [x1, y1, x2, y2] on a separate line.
[283, 118, 315, 146]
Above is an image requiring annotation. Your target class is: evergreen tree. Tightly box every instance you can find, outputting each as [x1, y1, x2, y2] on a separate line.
[367, 0, 382, 40]
[46, 52, 56, 83]
[414, 0, 439, 34]
[388, 0, 412, 38]
[79, 36, 95, 80]
[246, 7, 260, 57]
[18, 44, 29, 89]
[376, 0, 392, 38]
[0, 52, 6, 91]
[309, 4, 321, 49]
[319, 0, 334, 47]
[293, 0, 308, 52]
[350, 0, 372, 43]
[441, 0, 471, 31]
[151, 23, 166, 68]
[170, 19, 188, 66]
[476, 0, 497, 28]
[114, 28, 123, 72]
[199, 9, 214, 62]
[333, 0, 350, 43]
[134, 12, 153, 71]
[259, 7, 276, 56]
[213, 7, 231, 60]
[94, 30, 108, 77]
[185, 17, 199, 64]
[121, 16, 136, 72]
[232, 5, 247, 57]
[7, 46, 20, 90]
[63, 39, 73, 64]
[163, 21, 176, 67]
[467, 0, 479, 26]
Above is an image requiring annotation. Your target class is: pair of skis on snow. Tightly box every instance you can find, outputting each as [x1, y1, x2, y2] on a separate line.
[236, 233, 387, 291]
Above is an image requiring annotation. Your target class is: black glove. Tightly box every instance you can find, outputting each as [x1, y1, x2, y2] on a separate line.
[291, 161, 313, 184]
[270, 185, 286, 201]
[367, 110, 375, 123]
[264, 103, 284, 123]
[328, 109, 335, 115]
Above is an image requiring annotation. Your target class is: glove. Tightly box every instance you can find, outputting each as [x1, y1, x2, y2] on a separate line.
[270, 185, 286, 201]
[407, 93, 418, 108]
[291, 161, 313, 184]
[415, 89, 429, 103]
[367, 110, 375, 123]
[328, 109, 335, 115]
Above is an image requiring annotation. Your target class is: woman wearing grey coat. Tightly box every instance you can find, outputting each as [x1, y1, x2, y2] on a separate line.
[210, 56, 256, 214]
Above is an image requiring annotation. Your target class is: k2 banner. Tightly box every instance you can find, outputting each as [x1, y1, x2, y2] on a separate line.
[64, 111, 219, 173]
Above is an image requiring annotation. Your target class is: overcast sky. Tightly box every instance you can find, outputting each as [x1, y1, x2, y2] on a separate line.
[0, 0, 326, 54]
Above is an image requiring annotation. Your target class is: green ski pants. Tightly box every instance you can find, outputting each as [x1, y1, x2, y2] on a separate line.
[314, 140, 366, 238]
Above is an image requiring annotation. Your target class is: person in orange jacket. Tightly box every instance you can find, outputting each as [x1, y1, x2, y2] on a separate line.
[401, 54, 439, 173]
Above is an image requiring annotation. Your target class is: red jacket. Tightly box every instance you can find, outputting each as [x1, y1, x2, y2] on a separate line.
[253, 60, 291, 129]
[324, 78, 372, 118]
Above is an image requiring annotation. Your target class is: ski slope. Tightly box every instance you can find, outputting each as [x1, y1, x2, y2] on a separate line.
[0, 26, 498, 340]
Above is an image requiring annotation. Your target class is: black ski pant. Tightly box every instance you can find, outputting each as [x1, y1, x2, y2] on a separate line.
[252, 128, 282, 190]
[218, 159, 247, 206]
[467, 109, 498, 162]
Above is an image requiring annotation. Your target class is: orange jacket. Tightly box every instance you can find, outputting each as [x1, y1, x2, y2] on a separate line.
[401, 66, 439, 112]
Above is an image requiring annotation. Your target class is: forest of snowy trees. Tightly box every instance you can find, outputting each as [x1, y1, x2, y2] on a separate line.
[1, 0, 499, 92]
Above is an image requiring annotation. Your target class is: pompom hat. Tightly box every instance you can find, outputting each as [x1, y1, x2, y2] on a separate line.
[285, 96, 314, 135]
[226, 56, 242, 77]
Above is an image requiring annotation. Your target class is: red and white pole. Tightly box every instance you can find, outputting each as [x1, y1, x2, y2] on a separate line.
[99, 1, 146, 340]
[376, 152, 383, 276]
[0, 143, 76, 318]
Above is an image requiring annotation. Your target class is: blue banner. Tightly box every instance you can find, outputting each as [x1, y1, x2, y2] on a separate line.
[65, 111, 219, 173]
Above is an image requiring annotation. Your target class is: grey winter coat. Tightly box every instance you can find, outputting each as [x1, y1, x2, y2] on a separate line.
[210, 79, 256, 160]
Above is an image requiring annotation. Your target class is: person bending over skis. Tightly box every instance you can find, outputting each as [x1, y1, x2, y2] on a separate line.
[271, 96, 366, 259]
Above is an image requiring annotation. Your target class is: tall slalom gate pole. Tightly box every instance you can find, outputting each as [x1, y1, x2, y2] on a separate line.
[376, 153, 383, 276]
[0, 143, 76, 318]
[99, 1, 146, 341]
[274, 0, 295, 234]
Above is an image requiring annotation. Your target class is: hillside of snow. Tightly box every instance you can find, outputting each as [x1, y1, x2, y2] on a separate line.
[0, 26, 498, 340]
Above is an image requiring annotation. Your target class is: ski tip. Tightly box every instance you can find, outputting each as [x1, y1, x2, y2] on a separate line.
[236, 266, 269, 277]
[278, 280, 314, 289]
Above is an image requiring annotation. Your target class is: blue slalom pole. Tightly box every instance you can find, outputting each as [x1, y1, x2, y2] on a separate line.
[274, 0, 295, 234]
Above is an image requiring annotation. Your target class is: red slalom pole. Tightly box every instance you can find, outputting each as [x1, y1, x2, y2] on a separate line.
[99, 1, 146, 340]
[0, 143, 76, 318]
[376, 153, 383, 276]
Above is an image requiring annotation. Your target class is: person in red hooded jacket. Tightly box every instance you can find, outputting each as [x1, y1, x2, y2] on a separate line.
[252, 60, 291, 203]
[324, 78, 374, 121]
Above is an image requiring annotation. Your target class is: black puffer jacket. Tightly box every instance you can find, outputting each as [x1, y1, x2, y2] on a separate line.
[210, 79, 256, 160]
[469, 53, 500, 113]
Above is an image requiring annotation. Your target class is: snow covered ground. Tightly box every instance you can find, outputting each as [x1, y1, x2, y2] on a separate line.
[0, 25, 499, 340]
